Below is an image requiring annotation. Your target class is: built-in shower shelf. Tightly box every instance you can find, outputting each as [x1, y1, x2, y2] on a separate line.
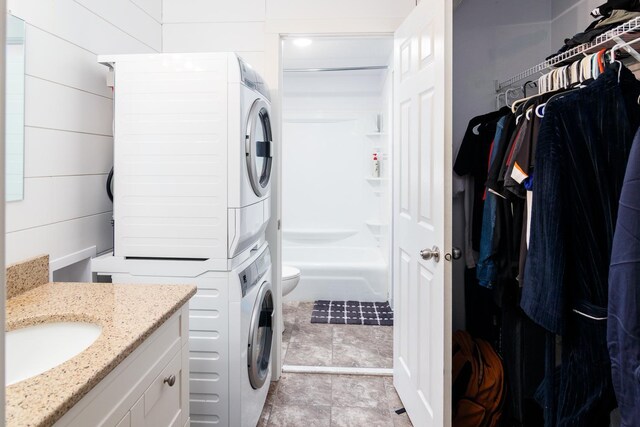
[365, 221, 389, 235]
[365, 177, 388, 183]
[283, 229, 358, 242]
[365, 132, 387, 137]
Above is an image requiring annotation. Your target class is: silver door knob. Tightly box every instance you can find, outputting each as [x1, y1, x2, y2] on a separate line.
[420, 246, 440, 262]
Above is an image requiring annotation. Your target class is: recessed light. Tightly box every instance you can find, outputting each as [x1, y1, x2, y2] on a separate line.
[293, 38, 313, 48]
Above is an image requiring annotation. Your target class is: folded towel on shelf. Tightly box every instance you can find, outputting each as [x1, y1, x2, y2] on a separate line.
[595, 9, 640, 27]
[591, 0, 640, 18]
[546, 9, 640, 64]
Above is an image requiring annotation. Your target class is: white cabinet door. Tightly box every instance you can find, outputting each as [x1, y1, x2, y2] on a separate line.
[131, 350, 184, 427]
[392, 0, 452, 426]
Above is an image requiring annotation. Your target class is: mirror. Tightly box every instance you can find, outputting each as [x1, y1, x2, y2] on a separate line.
[6, 14, 25, 202]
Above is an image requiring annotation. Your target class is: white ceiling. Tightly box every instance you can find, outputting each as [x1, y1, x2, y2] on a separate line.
[282, 36, 394, 70]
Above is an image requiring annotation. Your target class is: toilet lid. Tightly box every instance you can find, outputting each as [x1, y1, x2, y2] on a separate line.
[282, 265, 300, 280]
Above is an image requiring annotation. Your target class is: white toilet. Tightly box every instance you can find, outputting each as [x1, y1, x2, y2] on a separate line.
[282, 265, 301, 297]
[281, 265, 301, 332]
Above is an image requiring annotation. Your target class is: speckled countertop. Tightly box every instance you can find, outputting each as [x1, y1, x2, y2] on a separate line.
[5, 282, 197, 427]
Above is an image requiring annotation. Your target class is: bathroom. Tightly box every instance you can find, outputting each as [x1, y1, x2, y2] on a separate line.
[280, 35, 394, 370]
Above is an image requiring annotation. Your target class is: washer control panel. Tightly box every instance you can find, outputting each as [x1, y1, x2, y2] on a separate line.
[240, 246, 271, 297]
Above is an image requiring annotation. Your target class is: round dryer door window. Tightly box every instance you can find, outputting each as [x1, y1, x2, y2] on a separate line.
[245, 99, 273, 197]
[248, 281, 274, 389]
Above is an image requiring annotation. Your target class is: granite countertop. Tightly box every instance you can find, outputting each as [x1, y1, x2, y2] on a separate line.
[5, 281, 197, 427]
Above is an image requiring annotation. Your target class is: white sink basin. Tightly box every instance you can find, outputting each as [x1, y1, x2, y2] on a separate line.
[6, 322, 102, 386]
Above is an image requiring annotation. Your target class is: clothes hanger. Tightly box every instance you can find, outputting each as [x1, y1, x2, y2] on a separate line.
[522, 80, 537, 98]
[525, 105, 535, 121]
[511, 92, 544, 113]
[495, 92, 504, 110]
[580, 55, 592, 81]
[505, 88, 519, 108]
[536, 86, 584, 118]
[610, 36, 640, 64]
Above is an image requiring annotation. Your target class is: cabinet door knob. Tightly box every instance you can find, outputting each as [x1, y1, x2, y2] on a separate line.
[163, 375, 176, 387]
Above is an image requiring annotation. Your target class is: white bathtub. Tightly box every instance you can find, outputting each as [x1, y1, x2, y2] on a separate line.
[282, 246, 389, 302]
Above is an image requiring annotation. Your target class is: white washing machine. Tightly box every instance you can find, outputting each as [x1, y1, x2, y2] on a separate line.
[98, 53, 273, 261]
[237, 243, 274, 427]
[92, 242, 274, 427]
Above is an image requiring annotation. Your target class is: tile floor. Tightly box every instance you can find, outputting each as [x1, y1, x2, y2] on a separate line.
[258, 374, 413, 427]
[282, 302, 393, 368]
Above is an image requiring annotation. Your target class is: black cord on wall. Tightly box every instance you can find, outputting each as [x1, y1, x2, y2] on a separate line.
[106, 167, 114, 202]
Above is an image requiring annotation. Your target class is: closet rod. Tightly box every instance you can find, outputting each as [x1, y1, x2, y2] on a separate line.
[283, 65, 388, 73]
[497, 15, 640, 91]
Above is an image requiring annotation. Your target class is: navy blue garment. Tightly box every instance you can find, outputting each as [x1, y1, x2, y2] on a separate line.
[522, 64, 640, 426]
[608, 128, 640, 427]
[477, 115, 508, 288]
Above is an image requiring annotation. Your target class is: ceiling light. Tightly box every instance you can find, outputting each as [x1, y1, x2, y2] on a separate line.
[293, 38, 312, 48]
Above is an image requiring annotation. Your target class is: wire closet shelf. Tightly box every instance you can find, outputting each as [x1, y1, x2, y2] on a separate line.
[497, 16, 640, 92]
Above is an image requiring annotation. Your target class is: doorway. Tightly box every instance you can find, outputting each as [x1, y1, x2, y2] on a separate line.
[258, 34, 414, 427]
[279, 35, 395, 371]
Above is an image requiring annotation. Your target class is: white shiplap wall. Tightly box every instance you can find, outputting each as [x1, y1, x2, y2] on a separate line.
[162, 0, 416, 75]
[6, 0, 162, 265]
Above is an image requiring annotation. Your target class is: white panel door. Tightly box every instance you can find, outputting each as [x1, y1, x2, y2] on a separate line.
[392, 0, 452, 426]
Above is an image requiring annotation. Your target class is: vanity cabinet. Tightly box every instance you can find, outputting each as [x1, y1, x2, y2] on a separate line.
[54, 305, 190, 427]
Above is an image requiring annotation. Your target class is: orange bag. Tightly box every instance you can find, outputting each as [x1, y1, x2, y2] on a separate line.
[452, 330, 505, 427]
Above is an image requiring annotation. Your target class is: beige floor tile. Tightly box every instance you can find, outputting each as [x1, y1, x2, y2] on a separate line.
[283, 302, 299, 323]
[291, 323, 333, 346]
[332, 342, 387, 368]
[331, 375, 388, 410]
[383, 377, 404, 410]
[286, 302, 393, 369]
[372, 326, 393, 341]
[275, 373, 333, 406]
[284, 342, 333, 366]
[378, 354, 393, 369]
[295, 302, 316, 321]
[282, 326, 293, 344]
[389, 410, 414, 427]
[330, 406, 393, 427]
[283, 301, 300, 310]
[268, 405, 331, 427]
[258, 404, 272, 427]
[265, 381, 278, 406]
[333, 324, 376, 344]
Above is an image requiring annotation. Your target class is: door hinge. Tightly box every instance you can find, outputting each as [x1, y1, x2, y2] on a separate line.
[278, 219, 281, 230]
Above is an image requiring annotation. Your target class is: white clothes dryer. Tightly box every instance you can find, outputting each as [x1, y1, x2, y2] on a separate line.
[99, 53, 273, 261]
[92, 242, 274, 427]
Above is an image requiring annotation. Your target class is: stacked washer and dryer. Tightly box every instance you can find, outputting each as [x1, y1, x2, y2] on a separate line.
[92, 53, 275, 427]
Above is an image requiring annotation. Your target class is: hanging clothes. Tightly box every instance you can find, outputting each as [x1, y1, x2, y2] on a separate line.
[521, 64, 640, 426]
[455, 109, 510, 346]
[454, 108, 510, 263]
[608, 128, 640, 427]
[476, 115, 509, 288]
[455, 105, 546, 427]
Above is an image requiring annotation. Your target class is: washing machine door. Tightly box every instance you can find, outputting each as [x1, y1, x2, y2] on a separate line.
[247, 280, 274, 389]
[245, 99, 273, 197]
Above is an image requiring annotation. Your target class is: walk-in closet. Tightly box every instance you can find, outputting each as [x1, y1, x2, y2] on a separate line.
[452, 1, 640, 425]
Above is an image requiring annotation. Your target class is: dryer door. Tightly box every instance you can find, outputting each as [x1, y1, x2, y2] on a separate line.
[245, 99, 273, 197]
[247, 281, 274, 389]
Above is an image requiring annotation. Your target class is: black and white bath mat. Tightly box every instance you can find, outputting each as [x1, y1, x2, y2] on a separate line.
[311, 300, 393, 326]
